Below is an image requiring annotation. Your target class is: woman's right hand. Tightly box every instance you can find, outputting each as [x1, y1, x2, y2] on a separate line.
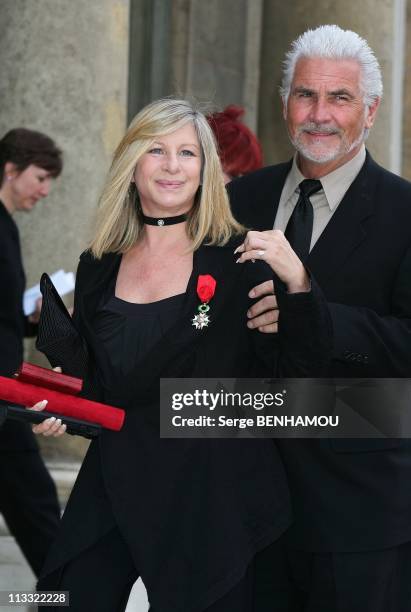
[29, 367, 67, 437]
[28, 399, 67, 436]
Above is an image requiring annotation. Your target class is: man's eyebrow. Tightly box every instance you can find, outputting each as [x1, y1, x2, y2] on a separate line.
[329, 89, 355, 98]
[292, 86, 314, 94]
[291, 86, 356, 98]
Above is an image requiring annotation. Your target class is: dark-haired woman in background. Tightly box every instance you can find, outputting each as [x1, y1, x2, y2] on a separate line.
[0, 128, 63, 576]
[207, 105, 263, 183]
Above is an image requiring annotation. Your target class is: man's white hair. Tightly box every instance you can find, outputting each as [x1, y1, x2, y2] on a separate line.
[280, 25, 383, 107]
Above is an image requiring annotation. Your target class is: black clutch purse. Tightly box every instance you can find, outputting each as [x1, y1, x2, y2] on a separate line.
[36, 273, 88, 378]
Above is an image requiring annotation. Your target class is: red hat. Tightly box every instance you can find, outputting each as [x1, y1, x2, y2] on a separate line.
[207, 105, 263, 178]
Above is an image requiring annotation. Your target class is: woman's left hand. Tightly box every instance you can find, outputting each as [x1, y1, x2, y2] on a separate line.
[235, 230, 310, 294]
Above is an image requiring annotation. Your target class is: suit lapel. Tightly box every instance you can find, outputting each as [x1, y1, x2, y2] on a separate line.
[307, 152, 379, 287]
[253, 164, 290, 230]
[229, 161, 292, 231]
[77, 252, 121, 380]
[187, 241, 242, 330]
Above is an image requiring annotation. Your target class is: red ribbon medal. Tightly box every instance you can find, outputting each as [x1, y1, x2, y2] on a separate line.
[192, 275, 216, 330]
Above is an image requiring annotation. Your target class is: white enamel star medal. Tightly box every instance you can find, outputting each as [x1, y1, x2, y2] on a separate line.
[192, 304, 211, 329]
[192, 275, 216, 331]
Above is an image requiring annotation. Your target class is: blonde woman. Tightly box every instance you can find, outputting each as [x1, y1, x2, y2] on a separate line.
[35, 98, 331, 611]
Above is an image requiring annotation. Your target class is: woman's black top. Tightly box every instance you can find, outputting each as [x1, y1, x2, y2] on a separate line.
[93, 292, 185, 379]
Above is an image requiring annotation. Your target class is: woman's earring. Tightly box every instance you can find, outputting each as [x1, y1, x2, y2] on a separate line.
[128, 183, 136, 199]
[129, 184, 141, 212]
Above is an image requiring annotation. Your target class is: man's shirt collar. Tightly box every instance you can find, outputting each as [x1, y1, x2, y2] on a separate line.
[283, 145, 366, 211]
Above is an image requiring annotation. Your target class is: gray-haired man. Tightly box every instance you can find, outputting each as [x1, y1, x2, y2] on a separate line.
[229, 25, 411, 611]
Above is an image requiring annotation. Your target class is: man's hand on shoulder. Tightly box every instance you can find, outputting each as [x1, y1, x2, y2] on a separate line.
[247, 280, 279, 334]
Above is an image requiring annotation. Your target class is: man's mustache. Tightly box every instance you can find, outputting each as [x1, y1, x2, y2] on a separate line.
[296, 123, 343, 136]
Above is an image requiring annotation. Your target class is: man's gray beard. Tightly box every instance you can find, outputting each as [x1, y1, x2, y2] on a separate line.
[290, 128, 368, 164]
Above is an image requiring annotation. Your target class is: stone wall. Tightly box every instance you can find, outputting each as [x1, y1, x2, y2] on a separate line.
[0, 0, 129, 459]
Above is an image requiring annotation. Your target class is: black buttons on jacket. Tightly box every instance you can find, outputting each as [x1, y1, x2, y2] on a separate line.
[343, 350, 369, 364]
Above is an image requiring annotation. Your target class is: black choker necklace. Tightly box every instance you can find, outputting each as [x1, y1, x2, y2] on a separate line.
[141, 213, 187, 227]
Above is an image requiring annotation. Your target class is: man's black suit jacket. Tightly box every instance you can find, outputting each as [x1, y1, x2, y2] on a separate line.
[228, 152, 411, 552]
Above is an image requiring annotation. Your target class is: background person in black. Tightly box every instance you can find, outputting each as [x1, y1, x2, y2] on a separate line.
[0, 128, 62, 576]
[33, 98, 331, 612]
[228, 25, 411, 612]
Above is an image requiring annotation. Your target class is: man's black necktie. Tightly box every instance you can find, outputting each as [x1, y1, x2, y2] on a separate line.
[284, 179, 322, 262]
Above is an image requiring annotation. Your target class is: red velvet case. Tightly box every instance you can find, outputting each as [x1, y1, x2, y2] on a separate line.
[0, 376, 125, 431]
[16, 362, 83, 395]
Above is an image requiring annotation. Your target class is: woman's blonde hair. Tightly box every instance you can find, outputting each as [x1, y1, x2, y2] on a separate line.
[90, 98, 243, 258]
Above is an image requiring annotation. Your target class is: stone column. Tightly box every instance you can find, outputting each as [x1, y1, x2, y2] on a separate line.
[259, 0, 406, 172]
[129, 0, 264, 128]
[172, 0, 262, 128]
[0, 0, 129, 290]
[402, 0, 411, 180]
[128, 0, 173, 121]
[0, 0, 129, 460]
